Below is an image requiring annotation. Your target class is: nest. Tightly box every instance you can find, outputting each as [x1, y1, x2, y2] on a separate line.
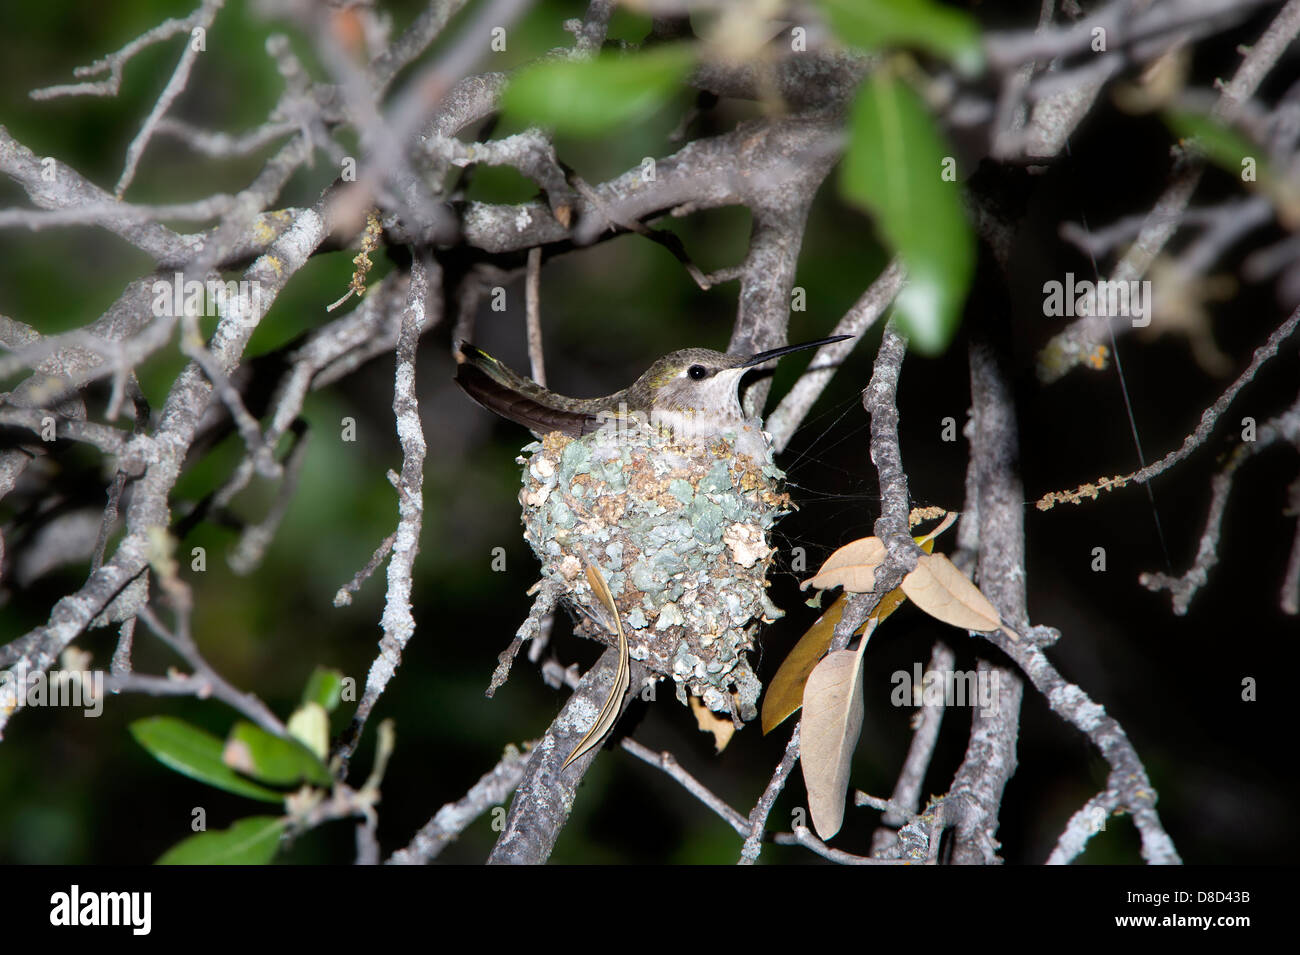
[518, 424, 790, 724]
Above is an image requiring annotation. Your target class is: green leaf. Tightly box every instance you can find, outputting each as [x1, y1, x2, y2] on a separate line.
[156, 816, 286, 865]
[301, 666, 344, 712]
[820, 0, 984, 75]
[500, 45, 694, 136]
[224, 721, 333, 788]
[1164, 110, 1300, 226]
[130, 717, 283, 803]
[840, 72, 974, 354]
[1164, 110, 1269, 180]
[287, 702, 329, 761]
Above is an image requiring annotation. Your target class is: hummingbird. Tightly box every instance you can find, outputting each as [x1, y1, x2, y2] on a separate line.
[453, 335, 852, 457]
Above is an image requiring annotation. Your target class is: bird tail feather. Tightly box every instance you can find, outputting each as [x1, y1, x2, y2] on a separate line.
[454, 342, 597, 437]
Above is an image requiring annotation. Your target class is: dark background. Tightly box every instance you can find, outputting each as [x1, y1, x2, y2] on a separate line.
[0, 0, 1295, 863]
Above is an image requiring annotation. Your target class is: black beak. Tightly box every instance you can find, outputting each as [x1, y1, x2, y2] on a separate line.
[740, 335, 854, 368]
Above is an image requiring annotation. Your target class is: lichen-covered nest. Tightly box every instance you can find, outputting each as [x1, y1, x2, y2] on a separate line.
[518, 425, 790, 725]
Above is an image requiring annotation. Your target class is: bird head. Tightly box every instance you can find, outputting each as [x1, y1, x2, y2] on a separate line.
[628, 335, 852, 432]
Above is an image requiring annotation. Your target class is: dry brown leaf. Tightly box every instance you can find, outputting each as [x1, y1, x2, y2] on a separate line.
[800, 537, 885, 592]
[800, 621, 875, 841]
[900, 552, 1008, 635]
[800, 514, 955, 594]
[1112, 46, 1190, 114]
[914, 511, 957, 545]
[762, 595, 847, 735]
[763, 536, 936, 735]
[563, 561, 631, 769]
[689, 696, 736, 753]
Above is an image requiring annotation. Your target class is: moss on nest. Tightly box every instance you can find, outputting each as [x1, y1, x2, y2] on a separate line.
[517, 424, 791, 725]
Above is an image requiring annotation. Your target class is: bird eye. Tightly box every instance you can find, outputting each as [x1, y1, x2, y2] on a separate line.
[687, 365, 708, 380]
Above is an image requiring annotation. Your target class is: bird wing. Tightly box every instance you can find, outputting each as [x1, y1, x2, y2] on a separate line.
[454, 342, 599, 437]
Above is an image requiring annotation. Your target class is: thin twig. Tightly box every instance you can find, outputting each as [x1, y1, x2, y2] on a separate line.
[388, 743, 533, 865]
[621, 737, 750, 836]
[486, 583, 560, 697]
[766, 258, 904, 453]
[29, 5, 215, 101]
[128, 604, 288, 738]
[525, 246, 546, 387]
[1039, 0, 1300, 381]
[337, 254, 435, 768]
[1283, 475, 1300, 616]
[227, 423, 311, 575]
[0, 199, 330, 739]
[1140, 396, 1299, 614]
[738, 722, 801, 864]
[1131, 305, 1300, 486]
[789, 825, 916, 865]
[1047, 790, 1119, 864]
[115, 0, 227, 196]
[871, 641, 954, 855]
[334, 534, 397, 608]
